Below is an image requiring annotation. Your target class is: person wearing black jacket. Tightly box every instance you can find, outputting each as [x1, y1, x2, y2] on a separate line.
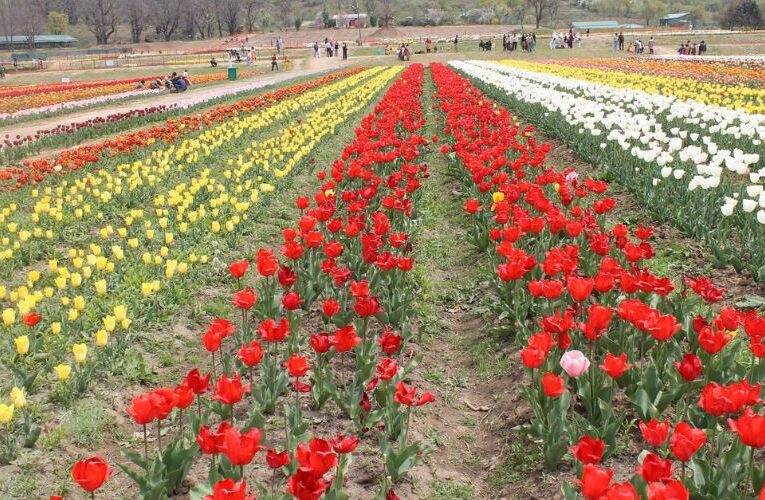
[618, 32, 625, 50]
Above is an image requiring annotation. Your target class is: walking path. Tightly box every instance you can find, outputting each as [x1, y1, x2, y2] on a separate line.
[0, 58, 348, 143]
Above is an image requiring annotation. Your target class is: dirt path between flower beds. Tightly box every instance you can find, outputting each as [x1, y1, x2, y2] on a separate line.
[0, 58, 348, 144]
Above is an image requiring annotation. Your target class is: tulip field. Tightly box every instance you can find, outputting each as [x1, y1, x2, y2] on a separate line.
[1, 53, 765, 499]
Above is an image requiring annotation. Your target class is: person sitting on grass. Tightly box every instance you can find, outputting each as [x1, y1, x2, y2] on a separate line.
[134, 80, 145, 90]
[149, 79, 161, 90]
[210, 57, 218, 67]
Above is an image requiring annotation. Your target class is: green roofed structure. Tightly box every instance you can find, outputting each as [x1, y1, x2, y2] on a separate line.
[659, 12, 690, 27]
[0, 35, 78, 49]
[570, 21, 637, 30]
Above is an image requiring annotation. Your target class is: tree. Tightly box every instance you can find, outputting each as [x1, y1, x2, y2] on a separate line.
[220, 0, 242, 35]
[47, 10, 68, 33]
[527, 0, 558, 28]
[380, 0, 395, 26]
[155, 0, 182, 41]
[720, 0, 764, 28]
[82, 0, 118, 44]
[124, 0, 147, 43]
[364, 0, 378, 20]
[0, 0, 15, 51]
[640, 0, 666, 26]
[294, 15, 303, 31]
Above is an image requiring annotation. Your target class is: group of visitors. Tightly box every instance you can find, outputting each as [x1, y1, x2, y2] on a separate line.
[314, 39, 348, 60]
[502, 32, 537, 52]
[551, 30, 581, 49]
[135, 70, 191, 92]
[678, 40, 707, 55]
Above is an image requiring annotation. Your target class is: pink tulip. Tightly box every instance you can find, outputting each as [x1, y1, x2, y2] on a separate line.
[560, 350, 591, 378]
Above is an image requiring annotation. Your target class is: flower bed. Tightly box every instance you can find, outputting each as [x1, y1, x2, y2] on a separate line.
[432, 61, 765, 499]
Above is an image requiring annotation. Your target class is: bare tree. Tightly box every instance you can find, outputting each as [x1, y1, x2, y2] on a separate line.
[125, 0, 147, 43]
[380, 0, 395, 26]
[0, 0, 14, 51]
[60, 0, 79, 23]
[526, 0, 557, 28]
[156, 0, 182, 41]
[219, 0, 242, 35]
[82, 0, 119, 44]
[364, 0, 378, 22]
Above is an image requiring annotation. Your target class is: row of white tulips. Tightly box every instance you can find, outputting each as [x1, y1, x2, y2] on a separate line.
[451, 59, 765, 278]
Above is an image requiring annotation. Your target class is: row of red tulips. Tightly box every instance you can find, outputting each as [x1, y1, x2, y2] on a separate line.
[1, 105, 172, 154]
[64, 63, 435, 499]
[431, 62, 765, 499]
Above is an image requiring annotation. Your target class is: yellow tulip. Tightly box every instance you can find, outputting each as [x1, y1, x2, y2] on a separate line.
[113, 305, 127, 322]
[54, 364, 71, 381]
[72, 343, 88, 364]
[2, 308, 16, 326]
[0, 404, 14, 424]
[94, 279, 107, 296]
[70, 273, 82, 287]
[96, 330, 108, 347]
[73, 295, 86, 311]
[10, 387, 25, 409]
[103, 315, 116, 332]
[51, 322, 61, 335]
[67, 309, 79, 321]
[14, 335, 29, 355]
[120, 318, 132, 330]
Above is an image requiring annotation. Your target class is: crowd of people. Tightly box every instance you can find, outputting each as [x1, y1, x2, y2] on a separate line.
[550, 30, 581, 49]
[677, 40, 708, 55]
[502, 32, 538, 52]
[312, 38, 349, 60]
[135, 70, 191, 92]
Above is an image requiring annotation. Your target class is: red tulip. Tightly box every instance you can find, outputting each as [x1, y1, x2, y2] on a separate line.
[295, 437, 337, 476]
[330, 434, 360, 454]
[284, 354, 310, 377]
[575, 463, 613, 499]
[566, 275, 594, 302]
[213, 373, 250, 405]
[126, 393, 157, 425]
[669, 422, 706, 461]
[674, 353, 702, 382]
[204, 478, 255, 500]
[71, 456, 113, 493]
[266, 448, 291, 469]
[174, 384, 195, 409]
[184, 368, 211, 394]
[282, 291, 302, 310]
[256, 249, 279, 276]
[647, 480, 689, 500]
[23, 311, 40, 327]
[202, 318, 236, 352]
[728, 408, 765, 448]
[394, 381, 435, 406]
[639, 419, 670, 447]
[376, 357, 399, 380]
[606, 482, 639, 499]
[600, 353, 632, 379]
[232, 288, 257, 309]
[322, 298, 341, 317]
[637, 453, 672, 483]
[571, 435, 605, 464]
[258, 317, 291, 342]
[378, 328, 402, 354]
[237, 340, 264, 367]
[228, 259, 249, 279]
[541, 372, 566, 398]
[310, 333, 332, 353]
[331, 325, 362, 352]
[219, 426, 263, 466]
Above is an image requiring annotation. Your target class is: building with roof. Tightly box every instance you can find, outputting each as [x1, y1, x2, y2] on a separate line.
[659, 12, 690, 27]
[0, 35, 78, 48]
[570, 20, 644, 30]
[570, 20, 620, 30]
[332, 13, 368, 29]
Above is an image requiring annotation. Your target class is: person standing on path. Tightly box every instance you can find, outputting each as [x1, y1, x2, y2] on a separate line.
[271, 53, 279, 71]
[453, 35, 458, 52]
[334, 41, 339, 57]
[648, 36, 655, 54]
[342, 42, 348, 60]
[313, 41, 320, 58]
[618, 32, 625, 50]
